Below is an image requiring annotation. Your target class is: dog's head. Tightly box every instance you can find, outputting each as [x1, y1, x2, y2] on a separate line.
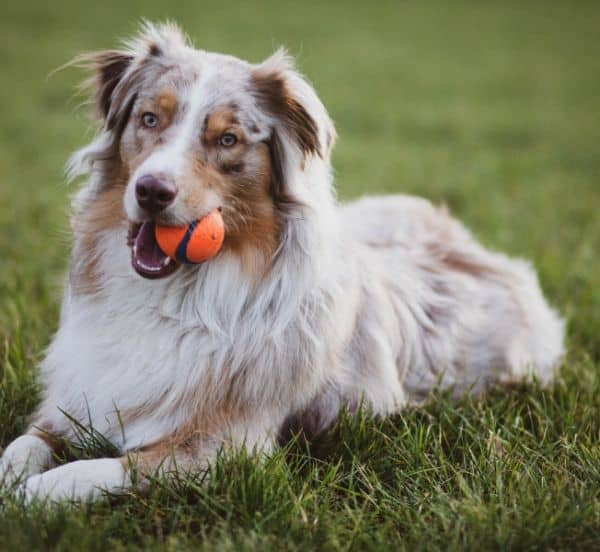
[71, 22, 335, 281]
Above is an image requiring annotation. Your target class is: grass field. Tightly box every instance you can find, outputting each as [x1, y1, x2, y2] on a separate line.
[1, 0, 599, 549]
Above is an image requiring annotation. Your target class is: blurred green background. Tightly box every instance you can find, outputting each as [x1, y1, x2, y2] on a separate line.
[0, 1, 599, 548]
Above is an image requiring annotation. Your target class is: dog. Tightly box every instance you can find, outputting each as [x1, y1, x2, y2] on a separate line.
[0, 22, 564, 502]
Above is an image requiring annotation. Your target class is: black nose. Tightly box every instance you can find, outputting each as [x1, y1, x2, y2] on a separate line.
[135, 174, 177, 214]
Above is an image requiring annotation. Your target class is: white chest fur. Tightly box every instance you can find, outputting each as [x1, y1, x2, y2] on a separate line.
[41, 281, 217, 449]
[38, 225, 350, 451]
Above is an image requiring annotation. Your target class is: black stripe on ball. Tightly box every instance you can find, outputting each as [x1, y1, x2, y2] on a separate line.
[175, 221, 197, 263]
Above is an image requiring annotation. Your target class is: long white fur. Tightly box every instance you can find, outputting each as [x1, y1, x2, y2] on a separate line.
[1, 23, 564, 502]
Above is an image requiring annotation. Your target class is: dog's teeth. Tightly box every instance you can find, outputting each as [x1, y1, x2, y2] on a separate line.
[163, 256, 171, 267]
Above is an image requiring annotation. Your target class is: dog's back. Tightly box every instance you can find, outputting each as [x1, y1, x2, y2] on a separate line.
[341, 195, 563, 400]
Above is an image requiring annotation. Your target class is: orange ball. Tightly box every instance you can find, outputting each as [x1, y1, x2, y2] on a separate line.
[155, 208, 225, 264]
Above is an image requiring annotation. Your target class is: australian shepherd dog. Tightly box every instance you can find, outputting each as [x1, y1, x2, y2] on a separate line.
[0, 23, 564, 502]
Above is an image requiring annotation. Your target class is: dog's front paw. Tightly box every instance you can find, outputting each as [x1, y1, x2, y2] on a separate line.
[0, 435, 54, 487]
[22, 458, 129, 503]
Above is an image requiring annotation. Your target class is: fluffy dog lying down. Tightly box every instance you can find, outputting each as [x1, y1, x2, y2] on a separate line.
[0, 23, 564, 502]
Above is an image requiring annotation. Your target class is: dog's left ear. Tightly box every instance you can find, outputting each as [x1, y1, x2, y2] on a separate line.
[252, 49, 336, 164]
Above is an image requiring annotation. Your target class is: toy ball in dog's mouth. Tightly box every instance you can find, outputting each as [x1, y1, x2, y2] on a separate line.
[129, 208, 225, 279]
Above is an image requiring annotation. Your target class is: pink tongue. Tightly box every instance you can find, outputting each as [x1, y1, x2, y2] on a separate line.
[132, 222, 177, 279]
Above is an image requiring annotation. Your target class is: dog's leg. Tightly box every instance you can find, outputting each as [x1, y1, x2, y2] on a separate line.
[20, 441, 216, 503]
[21, 415, 279, 503]
[20, 442, 188, 503]
[0, 429, 60, 485]
[22, 456, 130, 503]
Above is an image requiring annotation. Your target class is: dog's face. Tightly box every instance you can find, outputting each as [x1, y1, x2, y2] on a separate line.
[74, 24, 335, 280]
[120, 56, 279, 279]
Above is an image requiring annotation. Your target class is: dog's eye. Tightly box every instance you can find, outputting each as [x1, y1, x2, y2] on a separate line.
[141, 112, 159, 128]
[218, 133, 237, 147]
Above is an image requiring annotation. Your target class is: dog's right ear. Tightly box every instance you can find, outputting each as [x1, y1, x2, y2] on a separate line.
[73, 22, 189, 129]
[74, 50, 134, 122]
[66, 22, 189, 181]
[87, 51, 134, 120]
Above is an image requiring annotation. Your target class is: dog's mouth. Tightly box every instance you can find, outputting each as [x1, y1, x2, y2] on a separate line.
[128, 222, 180, 279]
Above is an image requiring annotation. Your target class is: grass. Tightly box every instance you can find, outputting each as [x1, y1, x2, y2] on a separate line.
[0, 0, 599, 549]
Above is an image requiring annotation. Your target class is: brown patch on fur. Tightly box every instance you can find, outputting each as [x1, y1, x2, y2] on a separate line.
[148, 43, 162, 57]
[252, 69, 321, 157]
[118, 391, 248, 478]
[420, 206, 500, 279]
[29, 428, 62, 451]
[442, 250, 491, 277]
[418, 206, 529, 334]
[70, 182, 128, 295]
[201, 107, 241, 146]
[155, 89, 178, 126]
[117, 359, 258, 470]
[28, 426, 68, 465]
[119, 429, 216, 477]
[119, 443, 175, 475]
[218, 149, 279, 273]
